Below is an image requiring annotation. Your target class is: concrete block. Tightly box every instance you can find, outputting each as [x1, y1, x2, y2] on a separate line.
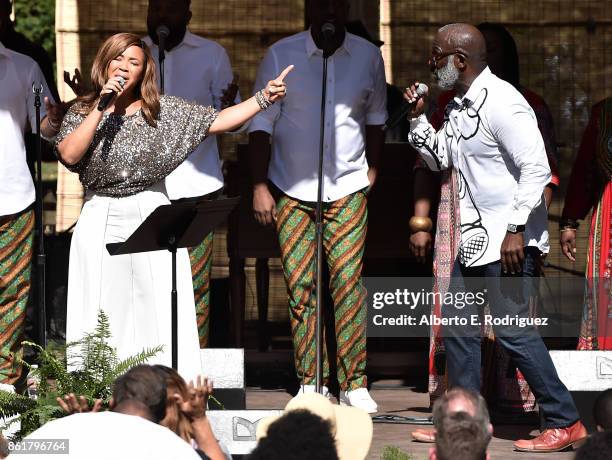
[208, 410, 283, 455]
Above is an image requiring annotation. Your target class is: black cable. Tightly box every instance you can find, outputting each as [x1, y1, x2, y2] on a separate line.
[372, 414, 433, 425]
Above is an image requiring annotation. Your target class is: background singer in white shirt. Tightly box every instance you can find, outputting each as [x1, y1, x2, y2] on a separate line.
[144, 0, 240, 348]
[0, 42, 62, 384]
[247, 0, 386, 414]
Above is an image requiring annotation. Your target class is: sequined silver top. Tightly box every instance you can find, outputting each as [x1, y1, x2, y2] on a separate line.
[55, 95, 218, 197]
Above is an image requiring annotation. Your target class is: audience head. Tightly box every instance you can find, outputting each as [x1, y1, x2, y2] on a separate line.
[431, 388, 492, 460]
[594, 388, 612, 431]
[153, 365, 193, 442]
[256, 392, 373, 460]
[249, 409, 338, 460]
[575, 431, 612, 460]
[147, 0, 191, 51]
[431, 23, 487, 90]
[477, 22, 520, 88]
[112, 364, 167, 424]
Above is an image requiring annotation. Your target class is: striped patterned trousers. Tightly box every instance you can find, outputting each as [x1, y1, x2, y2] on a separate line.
[188, 231, 214, 348]
[276, 190, 368, 391]
[0, 208, 34, 384]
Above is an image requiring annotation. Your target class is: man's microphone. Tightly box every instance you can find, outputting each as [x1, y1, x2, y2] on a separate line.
[156, 25, 170, 61]
[382, 83, 429, 131]
[97, 76, 125, 112]
[321, 22, 335, 58]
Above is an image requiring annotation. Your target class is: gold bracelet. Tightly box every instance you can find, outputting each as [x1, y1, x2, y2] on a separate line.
[409, 216, 433, 233]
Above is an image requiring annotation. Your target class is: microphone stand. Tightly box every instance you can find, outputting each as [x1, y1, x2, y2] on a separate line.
[159, 44, 165, 95]
[314, 48, 331, 394]
[32, 83, 47, 348]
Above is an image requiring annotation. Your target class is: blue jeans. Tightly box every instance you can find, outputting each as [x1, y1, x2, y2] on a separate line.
[443, 247, 579, 428]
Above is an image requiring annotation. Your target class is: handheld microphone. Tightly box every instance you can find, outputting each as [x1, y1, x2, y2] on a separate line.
[382, 83, 429, 131]
[97, 76, 125, 112]
[156, 25, 170, 60]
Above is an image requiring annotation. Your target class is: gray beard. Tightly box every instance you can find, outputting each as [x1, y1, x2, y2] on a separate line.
[436, 58, 459, 90]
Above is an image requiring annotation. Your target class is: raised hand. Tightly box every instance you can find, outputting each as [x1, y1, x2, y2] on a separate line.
[264, 65, 294, 103]
[220, 74, 240, 110]
[56, 393, 103, 414]
[174, 376, 213, 421]
[63, 68, 86, 97]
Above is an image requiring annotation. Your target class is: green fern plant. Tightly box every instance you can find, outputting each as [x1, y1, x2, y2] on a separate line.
[382, 445, 414, 460]
[0, 310, 163, 438]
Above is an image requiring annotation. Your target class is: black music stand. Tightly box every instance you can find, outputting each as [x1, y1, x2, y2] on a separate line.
[106, 197, 239, 369]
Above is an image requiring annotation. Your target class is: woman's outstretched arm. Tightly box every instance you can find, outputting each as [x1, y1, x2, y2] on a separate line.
[207, 65, 293, 135]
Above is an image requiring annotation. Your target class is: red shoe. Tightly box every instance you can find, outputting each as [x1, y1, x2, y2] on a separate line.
[513, 421, 588, 452]
[411, 428, 436, 443]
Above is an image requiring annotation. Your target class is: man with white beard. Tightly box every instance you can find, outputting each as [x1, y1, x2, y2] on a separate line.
[404, 23, 586, 453]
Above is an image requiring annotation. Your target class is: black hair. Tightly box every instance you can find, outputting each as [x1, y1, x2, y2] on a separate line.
[477, 22, 520, 89]
[594, 388, 612, 430]
[112, 365, 167, 423]
[248, 410, 339, 460]
[575, 431, 612, 460]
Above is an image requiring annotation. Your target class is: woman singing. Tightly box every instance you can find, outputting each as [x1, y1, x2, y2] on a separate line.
[56, 33, 291, 379]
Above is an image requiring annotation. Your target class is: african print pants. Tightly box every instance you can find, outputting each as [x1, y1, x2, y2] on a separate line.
[188, 231, 214, 348]
[0, 208, 34, 384]
[276, 190, 368, 391]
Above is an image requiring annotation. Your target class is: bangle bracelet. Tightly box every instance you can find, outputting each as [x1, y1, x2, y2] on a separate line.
[255, 89, 273, 110]
[560, 227, 577, 233]
[47, 117, 61, 131]
[409, 216, 433, 233]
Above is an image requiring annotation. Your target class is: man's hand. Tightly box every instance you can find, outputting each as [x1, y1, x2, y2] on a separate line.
[220, 74, 240, 110]
[63, 68, 86, 97]
[560, 229, 577, 262]
[174, 376, 213, 421]
[367, 167, 378, 192]
[544, 185, 554, 209]
[56, 393, 103, 414]
[403, 81, 428, 119]
[500, 232, 524, 274]
[410, 231, 432, 264]
[253, 184, 277, 226]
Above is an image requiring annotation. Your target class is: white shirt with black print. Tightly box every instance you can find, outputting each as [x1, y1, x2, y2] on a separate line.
[408, 67, 551, 267]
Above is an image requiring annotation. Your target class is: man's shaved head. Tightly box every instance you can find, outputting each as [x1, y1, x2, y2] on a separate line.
[430, 23, 488, 93]
[437, 23, 487, 63]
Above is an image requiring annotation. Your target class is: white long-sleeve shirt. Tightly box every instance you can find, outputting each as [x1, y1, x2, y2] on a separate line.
[0, 42, 53, 216]
[409, 67, 551, 267]
[143, 31, 240, 199]
[248, 29, 388, 202]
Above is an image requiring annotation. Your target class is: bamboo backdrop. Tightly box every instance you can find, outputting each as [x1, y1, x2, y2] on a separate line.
[53, 0, 609, 320]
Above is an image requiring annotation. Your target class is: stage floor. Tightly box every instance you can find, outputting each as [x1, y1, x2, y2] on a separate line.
[245, 384, 578, 460]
